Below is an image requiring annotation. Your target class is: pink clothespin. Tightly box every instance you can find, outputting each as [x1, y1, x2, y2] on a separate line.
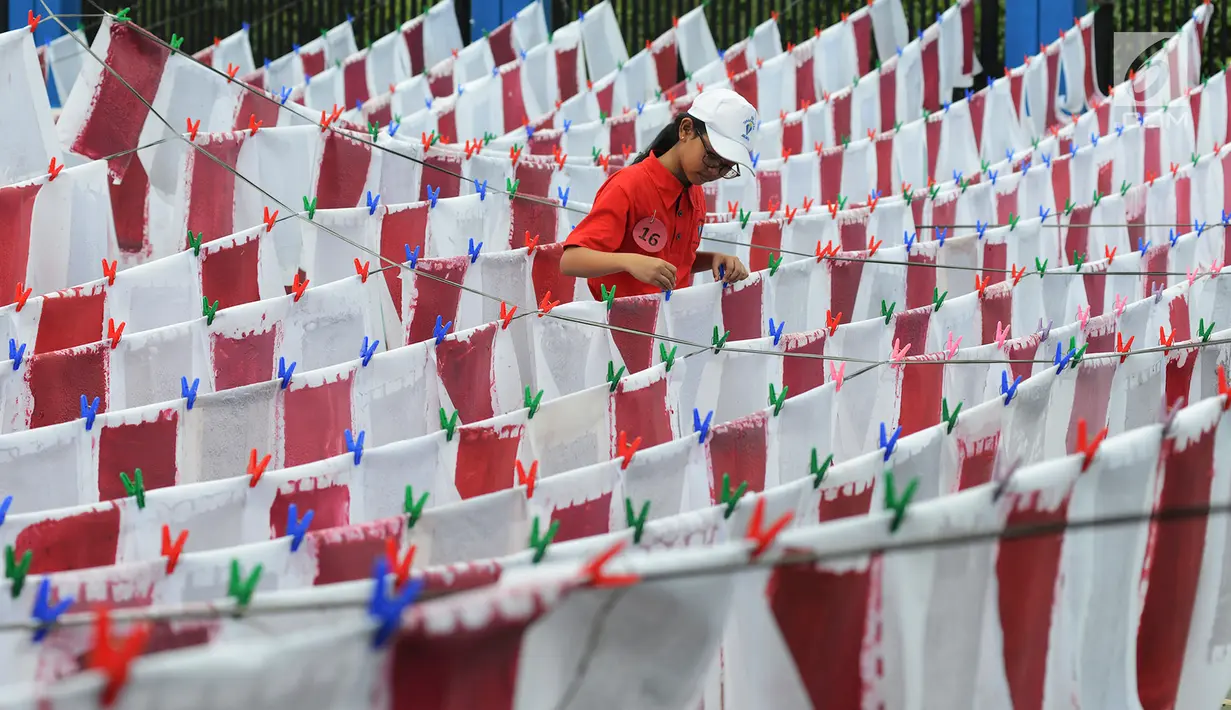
[944, 332, 961, 359]
[890, 339, 911, 369]
[1076, 304, 1090, 330]
[994, 321, 1010, 351]
[828, 361, 845, 391]
[1211, 259, 1224, 277]
[1114, 293, 1127, 317]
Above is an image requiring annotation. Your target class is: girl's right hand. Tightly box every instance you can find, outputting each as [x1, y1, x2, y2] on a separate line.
[623, 254, 677, 290]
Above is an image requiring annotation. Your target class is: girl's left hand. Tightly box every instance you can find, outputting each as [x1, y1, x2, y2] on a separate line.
[711, 254, 749, 284]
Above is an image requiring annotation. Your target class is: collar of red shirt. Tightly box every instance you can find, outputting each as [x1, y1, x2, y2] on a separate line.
[644, 153, 696, 212]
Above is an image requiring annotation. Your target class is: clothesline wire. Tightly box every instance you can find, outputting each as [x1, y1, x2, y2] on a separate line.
[95, 9, 1225, 285]
[36, 9, 1231, 380]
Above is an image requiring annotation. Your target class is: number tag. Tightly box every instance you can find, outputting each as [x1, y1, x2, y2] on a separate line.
[632, 216, 667, 254]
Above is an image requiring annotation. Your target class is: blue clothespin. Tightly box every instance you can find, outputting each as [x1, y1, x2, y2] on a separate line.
[181, 376, 199, 410]
[278, 357, 296, 389]
[1090, 133, 1099, 146]
[880, 423, 902, 463]
[474, 178, 488, 200]
[388, 120, 400, 138]
[1000, 371, 1022, 405]
[937, 227, 948, 247]
[492, 65, 499, 77]
[1005, 148, 1014, 162]
[404, 244, 421, 269]
[663, 288, 672, 301]
[896, 45, 903, 57]
[1195, 219, 1208, 237]
[80, 395, 100, 431]
[718, 263, 728, 289]
[935, 11, 942, 22]
[918, 29, 924, 40]
[0, 495, 9, 527]
[433, 315, 452, 344]
[519, 49, 527, 61]
[369, 557, 424, 648]
[345, 429, 365, 465]
[636, 101, 645, 114]
[30, 578, 72, 643]
[870, 188, 882, 201]
[987, 74, 996, 87]
[244, 22, 251, 31]
[293, 43, 301, 53]
[1153, 282, 1163, 303]
[718, 48, 726, 60]
[1037, 318, 1052, 342]
[366, 191, 380, 215]
[975, 220, 987, 240]
[263, 57, 270, 69]
[1116, 123, 1124, 137]
[360, 337, 379, 367]
[279, 86, 291, 105]
[989, 169, 998, 185]
[578, 9, 584, 19]
[768, 318, 785, 346]
[1069, 142, 1078, 157]
[694, 409, 713, 444]
[1053, 341, 1075, 374]
[467, 238, 483, 263]
[346, 13, 353, 23]
[964, 88, 972, 102]
[456, 86, 464, 96]
[1138, 237, 1150, 255]
[425, 97, 433, 109]
[304, 73, 310, 86]
[426, 185, 440, 208]
[1223, 210, 1231, 228]
[1021, 156, 1032, 172]
[557, 186, 570, 208]
[952, 170, 962, 184]
[526, 125, 535, 138]
[904, 231, 916, 254]
[751, 152, 760, 169]
[356, 98, 363, 111]
[1137, 112, 1145, 126]
[943, 101, 951, 113]
[8, 339, 24, 371]
[1041, 153, 1052, 168]
[1169, 229, 1178, 247]
[1039, 205, 1051, 220]
[563, 119, 572, 133]
[285, 503, 314, 552]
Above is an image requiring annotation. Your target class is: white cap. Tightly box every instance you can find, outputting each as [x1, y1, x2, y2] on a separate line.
[687, 88, 759, 172]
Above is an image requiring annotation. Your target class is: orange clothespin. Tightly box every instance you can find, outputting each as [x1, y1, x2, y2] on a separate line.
[161, 525, 187, 574]
[580, 540, 640, 588]
[247, 448, 271, 487]
[186, 117, 201, 141]
[745, 497, 793, 559]
[291, 271, 309, 302]
[87, 610, 151, 707]
[538, 291, 560, 317]
[616, 431, 641, 469]
[227, 63, 239, 82]
[384, 538, 416, 589]
[354, 259, 370, 283]
[1074, 418, 1107, 471]
[866, 235, 882, 257]
[516, 459, 538, 498]
[102, 259, 117, 286]
[525, 232, 540, 253]
[499, 301, 517, 329]
[826, 309, 842, 336]
[107, 318, 125, 348]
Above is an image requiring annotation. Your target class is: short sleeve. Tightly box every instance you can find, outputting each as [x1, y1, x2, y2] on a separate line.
[564, 179, 630, 253]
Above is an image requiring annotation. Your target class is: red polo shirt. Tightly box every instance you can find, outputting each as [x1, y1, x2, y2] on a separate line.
[563, 153, 705, 299]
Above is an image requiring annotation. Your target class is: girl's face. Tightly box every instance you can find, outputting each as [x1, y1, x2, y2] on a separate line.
[677, 118, 739, 185]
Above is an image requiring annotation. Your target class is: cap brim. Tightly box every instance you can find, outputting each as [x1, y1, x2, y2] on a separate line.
[706, 129, 753, 173]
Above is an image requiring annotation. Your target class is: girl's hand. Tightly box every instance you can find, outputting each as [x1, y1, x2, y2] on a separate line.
[623, 254, 677, 290]
[711, 254, 749, 284]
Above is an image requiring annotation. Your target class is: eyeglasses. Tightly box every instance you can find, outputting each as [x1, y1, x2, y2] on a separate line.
[699, 135, 740, 179]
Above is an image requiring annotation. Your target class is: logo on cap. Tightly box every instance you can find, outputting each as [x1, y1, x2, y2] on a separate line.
[742, 115, 756, 141]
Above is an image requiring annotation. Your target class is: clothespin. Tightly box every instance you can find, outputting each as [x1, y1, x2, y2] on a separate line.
[538, 291, 560, 317]
[935, 227, 948, 248]
[101, 258, 118, 286]
[105, 318, 125, 349]
[368, 557, 424, 647]
[815, 240, 837, 261]
[1218, 365, 1231, 411]
[516, 459, 538, 498]
[353, 258, 371, 284]
[1001, 371, 1022, 405]
[739, 209, 752, 229]
[119, 469, 145, 509]
[498, 301, 517, 330]
[944, 332, 962, 359]
[1053, 341, 1076, 374]
[277, 356, 295, 389]
[659, 343, 677, 371]
[975, 274, 990, 299]
[1009, 213, 1020, 231]
[990, 169, 1000, 185]
[5, 545, 32, 598]
[439, 407, 460, 440]
[1116, 333, 1135, 363]
[466, 238, 483, 264]
[768, 383, 789, 416]
[432, 315, 453, 344]
[879, 422, 903, 462]
[86, 609, 151, 707]
[159, 524, 188, 575]
[932, 287, 948, 311]
[263, 206, 278, 232]
[768, 318, 785, 346]
[607, 361, 626, 392]
[404, 244, 421, 269]
[8, 339, 25, 371]
[403, 485, 429, 528]
[1153, 282, 1164, 303]
[768, 253, 783, 276]
[802, 196, 814, 213]
[625, 499, 650, 544]
[345, 429, 365, 465]
[1159, 326, 1176, 352]
[720, 473, 748, 519]
[1073, 418, 1108, 471]
[518, 385, 544, 419]
[1199, 318, 1216, 342]
[290, 271, 309, 302]
[285, 503, 314, 552]
[867, 235, 882, 257]
[225, 559, 263, 611]
[693, 408, 715, 444]
[826, 309, 842, 336]
[712, 326, 731, 353]
[528, 516, 560, 564]
[176, 376, 199, 411]
[600, 284, 617, 311]
[13, 283, 31, 312]
[247, 448, 271, 487]
[880, 299, 896, 325]
[745, 497, 793, 559]
[904, 231, 916, 254]
[828, 361, 845, 392]
[30, 577, 72, 642]
[617, 431, 641, 469]
[383, 538, 416, 591]
[1034, 257, 1048, 278]
[80, 395, 100, 431]
[1077, 304, 1090, 330]
[1138, 237, 1151, 256]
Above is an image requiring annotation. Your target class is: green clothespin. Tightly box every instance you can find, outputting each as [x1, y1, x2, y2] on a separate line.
[170, 34, 184, 50]
[428, 130, 439, 146]
[601, 284, 616, 310]
[882, 471, 919, 533]
[439, 407, 459, 441]
[617, 60, 624, 72]
[1120, 180, 1132, 196]
[1092, 190, 1102, 207]
[548, 30, 554, 43]
[903, 190, 914, 206]
[768, 253, 783, 276]
[5, 546, 32, 598]
[393, 113, 402, 126]
[932, 287, 947, 311]
[941, 398, 962, 434]
[227, 560, 262, 611]
[1191, 152, 1200, 167]
[739, 208, 752, 229]
[980, 158, 990, 173]
[529, 516, 559, 563]
[719, 473, 747, 519]
[506, 177, 520, 196]
[483, 29, 489, 39]
[403, 485, 429, 528]
[1008, 213, 1020, 231]
[894, 120, 902, 132]
[1063, 197, 1075, 216]
[1030, 137, 1040, 151]
[1066, 336, 1088, 367]
[599, 111, 608, 124]
[1199, 318, 1216, 342]
[659, 343, 677, 372]
[120, 469, 145, 509]
[654, 88, 662, 99]
[1035, 257, 1048, 277]
[852, 74, 860, 86]
[524, 387, 544, 418]
[591, 146, 601, 162]
[607, 361, 625, 392]
[836, 195, 848, 210]
[1072, 251, 1086, 272]
[768, 383, 789, 416]
[959, 177, 970, 193]
[625, 498, 649, 544]
[320, 28, 328, 39]
[114, 7, 131, 22]
[303, 195, 317, 220]
[368, 121, 380, 141]
[335, 59, 342, 69]
[187, 230, 203, 256]
[809, 449, 834, 489]
[841, 134, 850, 149]
[711, 326, 730, 353]
[202, 297, 219, 325]
[881, 299, 896, 324]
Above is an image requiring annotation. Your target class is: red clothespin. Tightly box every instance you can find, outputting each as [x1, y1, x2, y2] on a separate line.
[1104, 245, 1116, 263]
[107, 318, 125, 348]
[247, 449, 271, 487]
[900, 182, 912, 196]
[781, 147, 793, 161]
[745, 497, 793, 559]
[1116, 333, 1134, 363]
[247, 114, 262, 134]
[516, 459, 538, 498]
[1169, 162, 1180, 176]
[826, 309, 842, 336]
[510, 144, 522, 163]
[47, 157, 63, 181]
[320, 110, 333, 132]
[646, 39, 653, 50]
[814, 26, 821, 38]
[826, 200, 839, 218]
[1010, 264, 1026, 286]
[1159, 326, 1176, 352]
[102, 259, 117, 286]
[581, 540, 640, 588]
[867, 235, 882, 257]
[27, 10, 40, 32]
[586, 79, 593, 92]
[214, 36, 221, 47]
[385, 538, 416, 588]
[815, 240, 837, 261]
[767, 198, 780, 219]
[802, 196, 813, 213]
[14, 283, 31, 312]
[598, 154, 610, 170]
[451, 48, 459, 59]
[525, 232, 541, 253]
[813, 141, 823, 154]
[328, 104, 343, 125]
[389, 83, 397, 95]
[1074, 418, 1107, 471]
[555, 151, 568, 170]
[695, 82, 705, 92]
[672, 16, 679, 28]
[1048, 125, 1060, 138]
[616, 431, 641, 469]
[186, 117, 200, 141]
[841, 11, 849, 21]
[787, 42, 795, 53]
[975, 274, 989, 298]
[538, 291, 560, 317]
[1147, 170, 1157, 186]
[1218, 364, 1231, 410]
[867, 191, 880, 212]
[621, 144, 632, 161]
[354, 259, 370, 283]
[263, 206, 278, 232]
[755, 58, 763, 70]
[499, 301, 517, 329]
[161, 525, 187, 574]
[87, 610, 151, 707]
[770, 10, 778, 21]
[728, 201, 740, 218]
[784, 205, 797, 225]
[227, 63, 239, 82]
[291, 272, 309, 302]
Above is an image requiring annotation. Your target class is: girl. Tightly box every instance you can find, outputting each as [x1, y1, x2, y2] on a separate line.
[560, 88, 756, 298]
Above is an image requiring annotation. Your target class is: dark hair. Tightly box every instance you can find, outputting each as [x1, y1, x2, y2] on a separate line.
[631, 113, 705, 165]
